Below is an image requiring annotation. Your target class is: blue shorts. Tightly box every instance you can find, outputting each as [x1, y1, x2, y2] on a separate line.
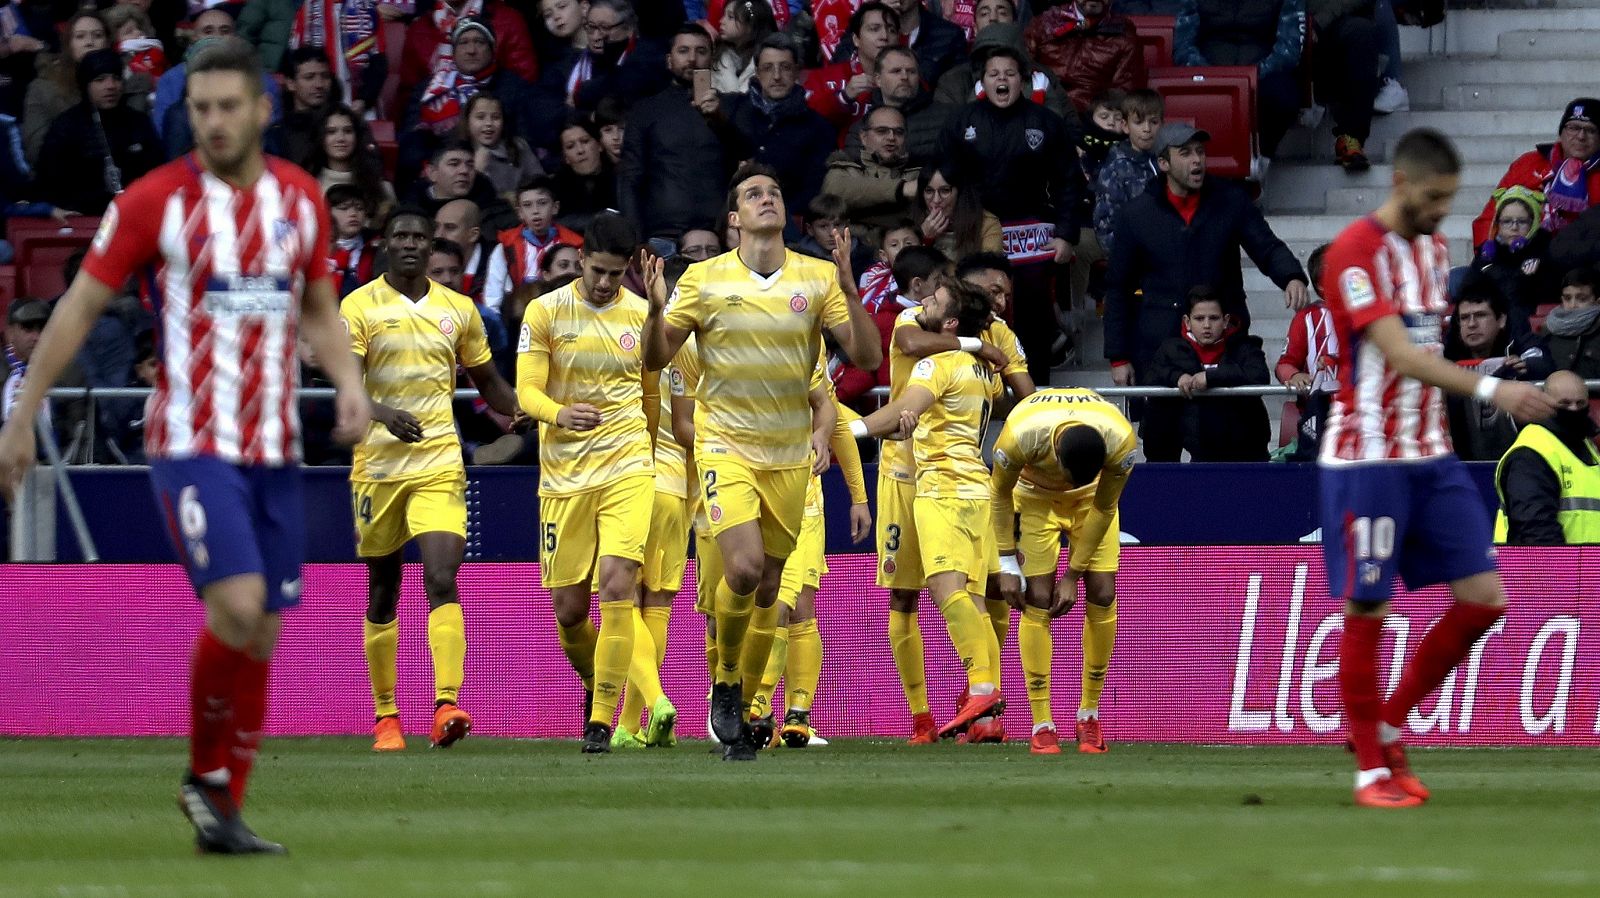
[1319, 456, 1498, 604]
[149, 456, 306, 612]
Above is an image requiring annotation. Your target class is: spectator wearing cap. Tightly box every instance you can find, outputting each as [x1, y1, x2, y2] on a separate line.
[23, 11, 111, 165]
[618, 24, 730, 247]
[713, 33, 837, 213]
[1472, 99, 1600, 247]
[1173, 0, 1304, 168]
[398, 0, 536, 105]
[264, 46, 335, 168]
[939, 41, 1085, 386]
[1024, 0, 1144, 116]
[1104, 123, 1307, 387]
[804, 1, 901, 130]
[1442, 277, 1549, 462]
[36, 48, 162, 216]
[405, 18, 536, 146]
[1469, 186, 1559, 340]
[935, 22, 1075, 121]
[834, 0, 968, 86]
[839, 45, 955, 168]
[822, 106, 922, 236]
[1306, 0, 1380, 172]
[3, 299, 50, 427]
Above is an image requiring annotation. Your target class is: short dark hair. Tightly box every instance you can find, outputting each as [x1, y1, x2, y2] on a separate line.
[1562, 266, 1600, 293]
[516, 175, 558, 201]
[863, 104, 905, 130]
[849, 1, 899, 38]
[1186, 285, 1224, 314]
[383, 205, 432, 235]
[282, 45, 330, 78]
[1307, 244, 1331, 289]
[753, 32, 801, 68]
[1393, 128, 1462, 177]
[877, 44, 917, 69]
[430, 238, 465, 264]
[187, 37, 264, 94]
[955, 251, 1012, 282]
[1056, 425, 1108, 488]
[325, 182, 369, 211]
[583, 211, 638, 259]
[673, 22, 714, 47]
[430, 137, 474, 164]
[948, 279, 992, 338]
[1090, 89, 1127, 115]
[726, 161, 783, 217]
[893, 245, 950, 292]
[593, 95, 626, 130]
[882, 218, 920, 240]
[804, 193, 848, 225]
[973, 44, 1027, 79]
[1453, 275, 1507, 316]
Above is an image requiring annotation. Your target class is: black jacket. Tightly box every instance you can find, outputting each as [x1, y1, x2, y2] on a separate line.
[939, 97, 1085, 236]
[1498, 422, 1600, 545]
[1104, 177, 1305, 372]
[840, 87, 955, 169]
[551, 162, 617, 233]
[264, 107, 321, 170]
[833, 9, 969, 85]
[36, 103, 163, 215]
[617, 82, 730, 239]
[1467, 231, 1560, 340]
[1141, 331, 1271, 462]
[716, 87, 838, 214]
[1543, 315, 1600, 379]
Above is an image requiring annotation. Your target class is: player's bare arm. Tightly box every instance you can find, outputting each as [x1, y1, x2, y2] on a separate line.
[826, 226, 883, 371]
[302, 278, 371, 445]
[808, 383, 837, 476]
[852, 385, 935, 441]
[0, 272, 118, 497]
[1363, 315, 1557, 420]
[894, 324, 1009, 370]
[465, 361, 525, 426]
[640, 251, 691, 371]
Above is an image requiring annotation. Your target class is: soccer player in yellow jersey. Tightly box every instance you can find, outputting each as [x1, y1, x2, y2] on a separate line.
[639, 162, 881, 761]
[878, 251, 1034, 744]
[853, 280, 1008, 740]
[343, 209, 524, 752]
[749, 352, 872, 749]
[990, 387, 1136, 755]
[516, 212, 674, 754]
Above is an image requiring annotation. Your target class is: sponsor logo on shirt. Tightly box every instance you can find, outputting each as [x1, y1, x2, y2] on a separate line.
[92, 205, 118, 253]
[201, 276, 291, 317]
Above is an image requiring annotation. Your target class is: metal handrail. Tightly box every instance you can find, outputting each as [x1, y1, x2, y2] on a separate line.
[42, 384, 1348, 401]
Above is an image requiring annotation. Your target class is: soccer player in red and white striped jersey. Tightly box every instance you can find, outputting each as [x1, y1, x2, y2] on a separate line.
[1318, 129, 1555, 809]
[0, 38, 367, 853]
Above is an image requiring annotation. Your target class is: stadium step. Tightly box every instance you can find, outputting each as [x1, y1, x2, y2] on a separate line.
[1441, 82, 1600, 113]
[1494, 29, 1600, 59]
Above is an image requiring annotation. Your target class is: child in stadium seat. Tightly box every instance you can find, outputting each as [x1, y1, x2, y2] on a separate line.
[1142, 286, 1271, 462]
[1276, 244, 1339, 461]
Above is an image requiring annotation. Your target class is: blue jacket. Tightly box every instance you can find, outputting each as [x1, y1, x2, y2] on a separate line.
[1174, 0, 1304, 78]
[1093, 141, 1159, 258]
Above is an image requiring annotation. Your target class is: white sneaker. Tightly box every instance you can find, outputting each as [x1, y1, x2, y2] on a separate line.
[1374, 78, 1410, 114]
[1249, 156, 1271, 184]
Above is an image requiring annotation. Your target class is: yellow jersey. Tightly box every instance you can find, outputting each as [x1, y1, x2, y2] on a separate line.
[654, 335, 697, 499]
[906, 350, 1000, 500]
[664, 249, 851, 470]
[344, 277, 491, 483]
[991, 388, 1138, 501]
[882, 307, 1028, 482]
[516, 279, 653, 497]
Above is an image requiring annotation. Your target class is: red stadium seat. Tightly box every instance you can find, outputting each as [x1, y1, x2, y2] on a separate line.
[18, 234, 94, 298]
[1127, 15, 1175, 77]
[1279, 400, 1300, 448]
[7, 214, 100, 245]
[0, 265, 15, 321]
[369, 119, 399, 182]
[1146, 66, 1258, 180]
[380, 19, 406, 120]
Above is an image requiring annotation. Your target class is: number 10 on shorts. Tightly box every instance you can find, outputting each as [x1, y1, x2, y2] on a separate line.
[1350, 516, 1395, 561]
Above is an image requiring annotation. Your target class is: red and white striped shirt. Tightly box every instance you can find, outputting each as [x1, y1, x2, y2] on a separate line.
[82, 155, 332, 466]
[1318, 216, 1453, 465]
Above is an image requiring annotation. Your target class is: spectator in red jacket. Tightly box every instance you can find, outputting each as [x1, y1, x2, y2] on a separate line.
[1276, 243, 1338, 459]
[1472, 99, 1600, 247]
[805, 1, 901, 130]
[399, 0, 537, 104]
[1024, 0, 1144, 116]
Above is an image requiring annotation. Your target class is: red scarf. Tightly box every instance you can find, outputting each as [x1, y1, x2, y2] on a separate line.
[811, 0, 855, 61]
[1167, 185, 1200, 225]
[1183, 326, 1228, 366]
[419, 62, 496, 133]
[291, 0, 385, 105]
[857, 260, 896, 313]
[120, 38, 167, 79]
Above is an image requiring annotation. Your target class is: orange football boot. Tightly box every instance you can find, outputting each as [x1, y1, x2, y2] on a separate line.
[1383, 743, 1430, 801]
[1076, 716, 1108, 754]
[431, 703, 472, 748]
[1029, 725, 1061, 755]
[1354, 777, 1423, 809]
[968, 717, 1006, 743]
[371, 716, 405, 752]
[907, 711, 939, 745]
[937, 690, 1004, 738]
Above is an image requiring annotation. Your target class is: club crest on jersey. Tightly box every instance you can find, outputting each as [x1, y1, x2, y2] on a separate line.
[272, 218, 295, 248]
[1340, 267, 1376, 310]
[709, 504, 723, 523]
[790, 294, 809, 313]
[619, 331, 638, 351]
[1025, 128, 1044, 150]
[883, 557, 896, 575]
[439, 317, 456, 336]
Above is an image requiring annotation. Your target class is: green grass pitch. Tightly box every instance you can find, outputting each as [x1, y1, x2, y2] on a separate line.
[2, 739, 1597, 897]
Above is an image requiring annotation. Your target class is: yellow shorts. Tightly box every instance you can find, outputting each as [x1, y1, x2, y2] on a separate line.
[914, 496, 993, 593]
[693, 516, 722, 616]
[1015, 486, 1121, 577]
[643, 491, 691, 593]
[698, 457, 807, 558]
[778, 510, 828, 609]
[875, 476, 924, 590]
[351, 469, 466, 559]
[539, 474, 653, 589]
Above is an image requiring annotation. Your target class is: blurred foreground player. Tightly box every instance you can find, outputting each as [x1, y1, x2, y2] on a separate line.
[1319, 128, 1555, 808]
[343, 209, 523, 752]
[0, 38, 369, 853]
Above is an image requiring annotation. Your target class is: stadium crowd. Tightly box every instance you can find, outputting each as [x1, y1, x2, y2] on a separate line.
[0, 0, 1597, 469]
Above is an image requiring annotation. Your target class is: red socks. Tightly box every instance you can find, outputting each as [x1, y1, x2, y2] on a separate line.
[1383, 602, 1504, 730]
[1340, 614, 1385, 771]
[190, 628, 271, 806]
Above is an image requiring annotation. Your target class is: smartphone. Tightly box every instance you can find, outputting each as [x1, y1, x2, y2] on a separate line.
[692, 69, 713, 106]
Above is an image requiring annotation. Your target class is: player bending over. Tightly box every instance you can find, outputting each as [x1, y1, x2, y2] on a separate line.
[343, 208, 523, 752]
[1319, 128, 1554, 807]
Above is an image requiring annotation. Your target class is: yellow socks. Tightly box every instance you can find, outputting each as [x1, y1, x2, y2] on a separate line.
[739, 601, 781, 708]
[1082, 599, 1117, 714]
[557, 617, 598, 692]
[888, 610, 929, 716]
[591, 600, 635, 725]
[785, 619, 822, 713]
[936, 588, 995, 689]
[427, 602, 466, 707]
[617, 609, 662, 734]
[753, 624, 790, 720]
[1019, 606, 1052, 727]
[986, 598, 1012, 652]
[364, 618, 399, 719]
[714, 580, 755, 686]
[641, 606, 670, 668]
[704, 628, 718, 683]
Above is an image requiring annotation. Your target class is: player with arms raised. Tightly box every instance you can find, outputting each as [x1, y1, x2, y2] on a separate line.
[344, 209, 523, 753]
[0, 38, 368, 853]
[640, 162, 880, 760]
[1319, 128, 1554, 808]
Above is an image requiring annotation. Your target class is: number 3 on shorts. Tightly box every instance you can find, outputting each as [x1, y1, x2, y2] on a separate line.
[885, 522, 901, 552]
